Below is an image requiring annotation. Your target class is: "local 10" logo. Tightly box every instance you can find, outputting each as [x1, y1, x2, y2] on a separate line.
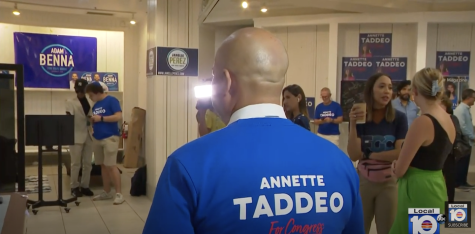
[408, 208, 445, 234]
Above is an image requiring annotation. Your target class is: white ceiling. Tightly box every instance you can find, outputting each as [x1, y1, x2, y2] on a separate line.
[0, 0, 147, 18]
[204, 0, 475, 25]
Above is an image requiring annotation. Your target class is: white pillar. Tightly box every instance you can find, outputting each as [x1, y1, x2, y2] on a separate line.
[415, 22, 429, 72]
[327, 23, 339, 99]
[145, 0, 201, 199]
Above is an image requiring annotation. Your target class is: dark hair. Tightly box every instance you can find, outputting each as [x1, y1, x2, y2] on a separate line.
[461, 88, 475, 100]
[364, 73, 395, 122]
[282, 84, 309, 120]
[396, 80, 411, 94]
[85, 82, 104, 94]
[445, 81, 456, 94]
[441, 93, 453, 114]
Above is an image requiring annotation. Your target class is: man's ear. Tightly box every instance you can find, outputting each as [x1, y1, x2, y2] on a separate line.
[223, 69, 234, 95]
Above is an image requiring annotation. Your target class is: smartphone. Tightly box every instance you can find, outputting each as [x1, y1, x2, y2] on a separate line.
[352, 103, 367, 124]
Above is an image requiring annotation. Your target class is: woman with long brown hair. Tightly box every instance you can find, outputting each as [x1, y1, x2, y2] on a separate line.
[347, 73, 408, 234]
[282, 84, 310, 130]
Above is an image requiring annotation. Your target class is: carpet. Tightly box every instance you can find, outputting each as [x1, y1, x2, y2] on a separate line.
[15, 175, 52, 194]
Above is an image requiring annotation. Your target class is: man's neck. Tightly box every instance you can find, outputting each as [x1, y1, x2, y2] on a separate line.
[323, 101, 332, 106]
[400, 98, 409, 106]
[462, 101, 471, 107]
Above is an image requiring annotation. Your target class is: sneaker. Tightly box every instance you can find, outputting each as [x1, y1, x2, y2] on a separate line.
[92, 191, 113, 201]
[113, 193, 125, 205]
[71, 187, 83, 197]
[81, 187, 94, 197]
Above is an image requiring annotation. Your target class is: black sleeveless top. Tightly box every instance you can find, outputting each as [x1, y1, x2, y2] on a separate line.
[410, 114, 453, 170]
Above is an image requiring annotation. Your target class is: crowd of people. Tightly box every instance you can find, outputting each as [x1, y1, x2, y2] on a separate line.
[143, 27, 473, 234]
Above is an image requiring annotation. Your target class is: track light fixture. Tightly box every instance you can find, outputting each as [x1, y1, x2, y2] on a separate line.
[130, 13, 136, 25]
[13, 3, 20, 16]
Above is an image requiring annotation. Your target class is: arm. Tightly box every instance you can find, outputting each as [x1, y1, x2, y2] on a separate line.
[65, 100, 74, 115]
[394, 116, 430, 177]
[347, 122, 363, 161]
[333, 104, 344, 124]
[369, 112, 408, 162]
[103, 98, 122, 122]
[197, 110, 211, 136]
[454, 109, 475, 140]
[143, 157, 196, 234]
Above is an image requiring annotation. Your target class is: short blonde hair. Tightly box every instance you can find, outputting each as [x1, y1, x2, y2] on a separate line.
[412, 68, 445, 100]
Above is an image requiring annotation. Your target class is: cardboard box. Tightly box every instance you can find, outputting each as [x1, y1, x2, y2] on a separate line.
[123, 107, 146, 168]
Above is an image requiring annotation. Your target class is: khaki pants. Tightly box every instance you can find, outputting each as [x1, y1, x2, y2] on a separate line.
[92, 136, 120, 166]
[359, 174, 398, 234]
[69, 136, 93, 188]
[317, 134, 340, 147]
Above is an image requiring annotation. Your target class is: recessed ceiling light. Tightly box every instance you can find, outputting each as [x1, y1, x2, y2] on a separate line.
[242, 1, 248, 8]
[261, 7, 267, 13]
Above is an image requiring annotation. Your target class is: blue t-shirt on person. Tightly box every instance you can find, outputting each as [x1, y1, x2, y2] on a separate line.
[92, 95, 121, 140]
[356, 110, 408, 153]
[315, 101, 343, 135]
[143, 117, 365, 234]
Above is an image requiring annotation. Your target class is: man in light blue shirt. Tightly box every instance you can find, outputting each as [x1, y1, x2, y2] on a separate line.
[391, 80, 419, 128]
[454, 88, 475, 189]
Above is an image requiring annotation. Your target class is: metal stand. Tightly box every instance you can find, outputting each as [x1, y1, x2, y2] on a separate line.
[25, 116, 79, 214]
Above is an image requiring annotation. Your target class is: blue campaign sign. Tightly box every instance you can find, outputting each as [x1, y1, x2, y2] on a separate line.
[69, 72, 119, 91]
[408, 208, 442, 234]
[156, 47, 198, 77]
[373, 57, 408, 81]
[342, 57, 374, 81]
[436, 51, 470, 76]
[306, 97, 315, 120]
[359, 33, 392, 57]
[14, 32, 97, 89]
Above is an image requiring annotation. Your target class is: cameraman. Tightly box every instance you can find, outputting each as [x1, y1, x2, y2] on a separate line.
[196, 98, 225, 136]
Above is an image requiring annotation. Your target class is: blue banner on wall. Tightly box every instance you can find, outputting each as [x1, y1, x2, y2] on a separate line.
[69, 71, 119, 91]
[14, 32, 97, 89]
[436, 51, 470, 76]
[359, 33, 392, 57]
[156, 47, 198, 76]
[342, 57, 374, 81]
[373, 57, 407, 81]
[306, 97, 315, 120]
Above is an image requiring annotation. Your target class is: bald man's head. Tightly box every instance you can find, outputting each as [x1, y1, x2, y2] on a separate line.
[211, 27, 289, 124]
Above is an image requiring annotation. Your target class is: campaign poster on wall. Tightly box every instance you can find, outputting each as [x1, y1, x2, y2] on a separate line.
[69, 72, 119, 91]
[359, 33, 392, 57]
[372, 57, 407, 81]
[342, 57, 374, 81]
[146, 47, 157, 76]
[306, 97, 315, 120]
[156, 47, 198, 76]
[445, 76, 469, 109]
[14, 32, 97, 89]
[436, 51, 470, 76]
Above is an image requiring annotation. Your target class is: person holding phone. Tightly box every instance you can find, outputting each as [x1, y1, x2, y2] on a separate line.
[196, 98, 226, 136]
[347, 73, 408, 234]
[314, 87, 343, 145]
[390, 68, 455, 233]
[282, 84, 310, 130]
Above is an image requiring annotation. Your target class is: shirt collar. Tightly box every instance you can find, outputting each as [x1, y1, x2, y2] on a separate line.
[228, 104, 287, 125]
[396, 97, 413, 106]
[460, 102, 470, 109]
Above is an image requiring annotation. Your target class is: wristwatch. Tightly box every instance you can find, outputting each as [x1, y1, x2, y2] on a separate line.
[101, 116, 104, 122]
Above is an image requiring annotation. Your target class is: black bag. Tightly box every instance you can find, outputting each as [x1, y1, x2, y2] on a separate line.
[451, 115, 471, 161]
[130, 165, 147, 196]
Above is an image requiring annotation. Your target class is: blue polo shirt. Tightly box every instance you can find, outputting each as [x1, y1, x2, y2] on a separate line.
[314, 101, 343, 135]
[391, 98, 419, 128]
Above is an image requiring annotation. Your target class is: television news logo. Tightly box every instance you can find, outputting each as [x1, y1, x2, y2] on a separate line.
[408, 208, 444, 234]
[445, 201, 471, 228]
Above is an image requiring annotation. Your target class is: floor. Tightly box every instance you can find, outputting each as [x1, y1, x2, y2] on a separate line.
[24, 165, 149, 234]
[24, 161, 475, 234]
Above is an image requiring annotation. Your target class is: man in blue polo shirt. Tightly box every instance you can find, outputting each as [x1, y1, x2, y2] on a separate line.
[391, 80, 419, 128]
[313, 87, 343, 146]
[143, 27, 364, 234]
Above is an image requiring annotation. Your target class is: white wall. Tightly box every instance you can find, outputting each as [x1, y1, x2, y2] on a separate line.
[145, 0, 201, 198]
